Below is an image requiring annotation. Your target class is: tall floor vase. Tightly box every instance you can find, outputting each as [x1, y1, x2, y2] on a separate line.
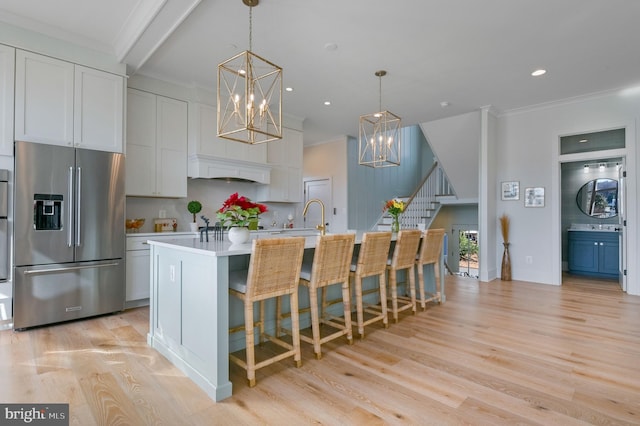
[501, 242, 512, 281]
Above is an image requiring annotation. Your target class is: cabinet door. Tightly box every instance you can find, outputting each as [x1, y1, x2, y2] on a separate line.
[599, 240, 619, 276]
[74, 65, 124, 152]
[156, 96, 187, 197]
[0, 44, 14, 157]
[189, 103, 217, 156]
[125, 89, 157, 195]
[15, 50, 74, 146]
[568, 238, 599, 273]
[126, 249, 150, 301]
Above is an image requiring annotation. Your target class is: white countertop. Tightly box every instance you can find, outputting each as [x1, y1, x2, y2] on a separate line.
[146, 230, 370, 257]
[568, 224, 619, 232]
[127, 231, 197, 237]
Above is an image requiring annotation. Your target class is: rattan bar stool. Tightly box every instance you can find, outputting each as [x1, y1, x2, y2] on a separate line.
[387, 229, 422, 323]
[350, 231, 392, 339]
[228, 237, 306, 387]
[295, 233, 356, 359]
[415, 228, 446, 310]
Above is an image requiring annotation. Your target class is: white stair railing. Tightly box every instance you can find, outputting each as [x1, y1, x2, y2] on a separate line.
[374, 162, 456, 231]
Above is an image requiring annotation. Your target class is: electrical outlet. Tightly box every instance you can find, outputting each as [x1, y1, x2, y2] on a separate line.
[159, 209, 167, 218]
[525, 256, 533, 264]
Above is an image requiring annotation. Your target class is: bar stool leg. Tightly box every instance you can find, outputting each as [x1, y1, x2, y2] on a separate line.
[290, 290, 302, 368]
[435, 261, 442, 304]
[245, 300, 257, 387]
[408, 265, 417, 314]
[341, 280, 353, 345]
[259, 300, 266, 344]
[379, 273, 389, 328]
[309, 287, 322, 359]
[275, 296, 282, 336]
[353, 274, 365, 338]
[389, 270, 399, 323]
[417, 264, 426, 311]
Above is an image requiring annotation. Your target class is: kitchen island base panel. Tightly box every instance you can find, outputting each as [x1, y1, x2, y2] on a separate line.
[148, 244, 232, 402]
[147, 333, 233, 402]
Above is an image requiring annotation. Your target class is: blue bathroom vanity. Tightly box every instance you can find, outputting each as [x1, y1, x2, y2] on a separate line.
[567, 229, 619, 279]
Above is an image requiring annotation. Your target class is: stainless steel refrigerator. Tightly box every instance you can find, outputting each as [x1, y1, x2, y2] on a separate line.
[13, 141, 125, 329]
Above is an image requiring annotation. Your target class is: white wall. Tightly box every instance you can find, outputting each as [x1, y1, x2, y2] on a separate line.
[420, 111, 481, 201]
[495, 90, 639, 294]
[303, 137, 348, 233]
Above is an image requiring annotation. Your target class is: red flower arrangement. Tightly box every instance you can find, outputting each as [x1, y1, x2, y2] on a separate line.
[216, 192, 268, 228]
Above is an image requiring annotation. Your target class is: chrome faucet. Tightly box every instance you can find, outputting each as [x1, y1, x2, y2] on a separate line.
[302, 199, 326, 235]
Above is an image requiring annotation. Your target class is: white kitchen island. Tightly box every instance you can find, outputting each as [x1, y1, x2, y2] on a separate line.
[146, 234, 320, 402]
[147, 231, 444, 402]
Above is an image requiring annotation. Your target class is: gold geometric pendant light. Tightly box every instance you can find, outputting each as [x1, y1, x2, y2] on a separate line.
[217, 0, 282, 144]
[359, 70, 401, 167]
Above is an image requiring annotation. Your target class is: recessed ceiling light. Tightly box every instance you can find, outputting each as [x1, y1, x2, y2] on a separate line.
[531, 69, 546, 77]
[324, 101, 331, 106]
[324, 42, 338, 51]
[440, 101, 450, 107]
[285, 87, 293, 92]
[579, 139, 588, 143]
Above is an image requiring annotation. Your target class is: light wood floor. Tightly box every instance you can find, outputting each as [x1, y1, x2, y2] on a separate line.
[1, 275, 639, 425]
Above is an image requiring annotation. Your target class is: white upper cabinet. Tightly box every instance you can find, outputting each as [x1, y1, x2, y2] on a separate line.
[188, 102, 267, 163]
[0, 44, 15, 157]
[256, 127, 303, 202]
[156, 95, 188, 197]
[126, 88, 187, 197]
[14, 50, 124, 152]
[15, 50, 74, 146]
[73, 65, 124, 152]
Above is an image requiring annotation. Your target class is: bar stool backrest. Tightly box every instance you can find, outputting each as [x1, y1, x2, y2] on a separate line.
[308, 233, 356, 288]
[418, 229, 446, 265]
[390, 230, 422, 269]
[245, 237, 306, 301]
[354, 232, 392, 277]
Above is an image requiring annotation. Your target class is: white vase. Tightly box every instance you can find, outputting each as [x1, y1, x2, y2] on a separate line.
[189, 222, 199, 232]
[228, 227, 250, 244]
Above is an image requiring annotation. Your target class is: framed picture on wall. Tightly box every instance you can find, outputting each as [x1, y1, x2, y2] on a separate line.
[525, 187, 545, 207]
[501, 181, 520, 201]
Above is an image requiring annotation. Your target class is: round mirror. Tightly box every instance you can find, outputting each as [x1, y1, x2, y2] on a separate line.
[576, 178, 618, 218]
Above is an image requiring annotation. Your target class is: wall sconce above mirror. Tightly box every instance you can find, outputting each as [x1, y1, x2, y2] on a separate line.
[576, 178, 618, 218]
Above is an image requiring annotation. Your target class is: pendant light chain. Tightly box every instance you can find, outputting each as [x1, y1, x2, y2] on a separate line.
[378, 74, 382, 113]
[248, 6, 253, 52]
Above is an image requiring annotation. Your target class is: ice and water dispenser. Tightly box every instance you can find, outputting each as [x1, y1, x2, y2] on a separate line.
[33, 194, 63, 230]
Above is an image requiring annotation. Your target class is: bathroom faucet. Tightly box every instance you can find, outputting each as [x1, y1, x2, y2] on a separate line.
[302, 199, 326, 235]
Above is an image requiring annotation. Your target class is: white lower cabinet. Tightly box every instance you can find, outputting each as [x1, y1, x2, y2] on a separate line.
[125, 233, 196, 307]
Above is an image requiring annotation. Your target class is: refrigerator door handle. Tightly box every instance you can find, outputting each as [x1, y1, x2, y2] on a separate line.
[76, 166, 82, 246]
[22, 262, 121, 276]
[68, 166, 74, 247]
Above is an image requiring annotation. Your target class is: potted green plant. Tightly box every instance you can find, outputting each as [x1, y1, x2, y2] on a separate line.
[187, 200, 202, 232]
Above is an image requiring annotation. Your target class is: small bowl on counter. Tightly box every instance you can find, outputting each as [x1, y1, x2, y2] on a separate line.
[126, 218, 146, 233]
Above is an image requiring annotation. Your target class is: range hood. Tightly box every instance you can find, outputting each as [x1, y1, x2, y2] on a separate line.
[188, 154, 271, 184]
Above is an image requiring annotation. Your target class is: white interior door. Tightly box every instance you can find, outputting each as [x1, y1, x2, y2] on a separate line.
[618, 158, 627, 291]
[304, 178, 332, 232]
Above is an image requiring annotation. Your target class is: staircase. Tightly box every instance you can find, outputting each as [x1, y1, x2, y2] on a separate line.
[375, 162, 456, 231]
